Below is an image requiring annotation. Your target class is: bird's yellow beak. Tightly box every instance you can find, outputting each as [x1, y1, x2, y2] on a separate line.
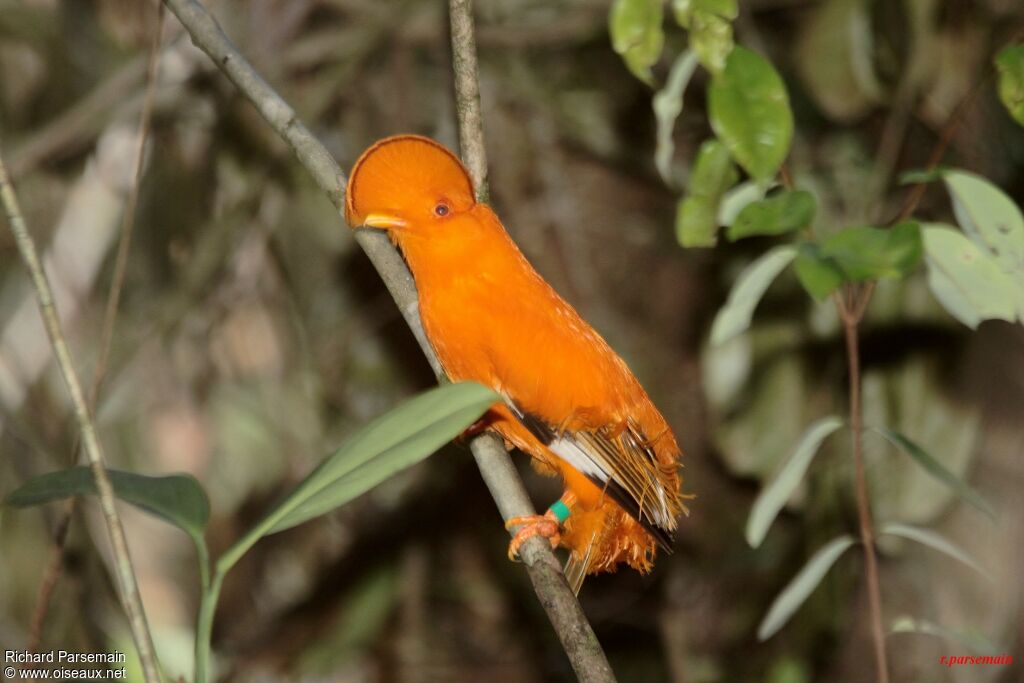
[362, 213, 408, 230]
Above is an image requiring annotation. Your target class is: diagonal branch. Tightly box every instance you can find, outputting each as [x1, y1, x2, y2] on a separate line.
[0, 154, 161, 681]
[162, 0, 614, 678]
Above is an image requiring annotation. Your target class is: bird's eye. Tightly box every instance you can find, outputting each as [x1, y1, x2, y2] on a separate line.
[433, 203, 450, 217]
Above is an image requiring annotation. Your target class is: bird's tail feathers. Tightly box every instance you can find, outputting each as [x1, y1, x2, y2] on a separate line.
[563, 531, 598, 595]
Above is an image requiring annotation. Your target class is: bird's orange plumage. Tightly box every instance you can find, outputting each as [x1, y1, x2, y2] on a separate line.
[345, 135, 686, 589]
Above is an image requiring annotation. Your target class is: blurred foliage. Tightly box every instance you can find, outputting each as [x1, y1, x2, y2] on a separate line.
[1, 1, 1023, 682]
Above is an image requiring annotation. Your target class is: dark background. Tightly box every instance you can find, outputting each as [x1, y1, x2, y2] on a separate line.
[1, 1, 1022, 681]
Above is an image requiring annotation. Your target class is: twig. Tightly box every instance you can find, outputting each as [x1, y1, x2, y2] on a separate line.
[93, 3, 166, 405]
[0, 153, 160, 681]
[23, 4, 169, 653]
[447, 1, 615, 680]
[448, 0, 489, 203]
[835, 288, 888, 683]
[161, 0, 615, 679]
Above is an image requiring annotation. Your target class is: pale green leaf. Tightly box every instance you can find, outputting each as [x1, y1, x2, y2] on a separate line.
[718, 181, 767, 226]
[710, 245, 797, 344]
[610, 0, 664, 85]
[891, 616, 1002, 656]
[746, 416, 844, 547]
[922, 224, 1020, 327]
[708, 46, 794, 182]
[5, 467, 210, 541]
[653, 50, 700, 184]
[266, 382, 498, 533]
[880, 523, 990, 580]
[944, 170, 1024, 272]
[757, 535, 856, 641]
[874, 427, 995, 519]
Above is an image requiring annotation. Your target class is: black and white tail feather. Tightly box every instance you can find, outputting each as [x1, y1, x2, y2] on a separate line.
[505, 398, 677, 593]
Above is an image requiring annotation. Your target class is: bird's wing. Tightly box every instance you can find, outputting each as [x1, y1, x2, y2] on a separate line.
[505, 399, 676, 550]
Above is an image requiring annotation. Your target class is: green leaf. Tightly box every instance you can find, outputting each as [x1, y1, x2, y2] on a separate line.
[690, 9, 734, 74]
[874, 427, 995, 519]
[879, 523, 990, 580]
[757, 535, 856, 641]
[672, 0, 737, 27]
[891, 617, 1002, 656]
[944, 170, 1024, 272]
[5, 467, 210, 541]
[266, 382, 498, 534]
[922, 224, 1020, 328]
[794, 0, 882, 122]
[676, 196, 718, 248]
[820, 222, 923, 282]
[708, 46, 794, 182]
[995, 44, 1024, 126]
[793, 243, 844, 300]
[610, 0, 664, 85]
[727, 190, 816, 241]
[746, 416, 844, 548]
[718, 180, 767, 226]
[710, 245, 797, 344]
[653, 50, 700, 184]
[677, 139, 738, 247]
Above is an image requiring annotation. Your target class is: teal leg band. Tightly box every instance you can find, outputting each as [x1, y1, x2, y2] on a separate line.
[549, 499, 571, 524]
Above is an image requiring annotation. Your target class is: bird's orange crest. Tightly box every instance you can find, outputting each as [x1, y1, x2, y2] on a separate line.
[345, 135, 475, 230]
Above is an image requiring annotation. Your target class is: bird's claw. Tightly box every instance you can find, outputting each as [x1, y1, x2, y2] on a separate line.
[505, 513, 561, 561]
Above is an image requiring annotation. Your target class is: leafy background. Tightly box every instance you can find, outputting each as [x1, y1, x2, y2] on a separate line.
[1, 0, 1023, 681]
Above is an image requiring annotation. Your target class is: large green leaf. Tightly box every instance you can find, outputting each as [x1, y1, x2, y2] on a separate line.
[793, 243, 844, 300]
[653, 50, 700, 184]
[708, 46, 794, 182]
[873, 427, 995, 519]
[5, 467, 210, 541]
[727, 190, 816, 241]
[820, 222, 923, 282]
[746, 416, 844, 547]
[757, 535, 856, 641]
[710, 245, 797, 345]
[266, 382, 498, 534]
[676, 139, 737, 247]
[610, 0, 664, 85]
[944, 170, 1024, 272]
[922, 224, 1020, 328]
[879, 523, 990, 579]
[995, 44, 1024, 126]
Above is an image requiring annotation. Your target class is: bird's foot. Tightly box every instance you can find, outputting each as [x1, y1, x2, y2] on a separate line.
[505, 511, 561, 561]
[456, 416, 491, 442]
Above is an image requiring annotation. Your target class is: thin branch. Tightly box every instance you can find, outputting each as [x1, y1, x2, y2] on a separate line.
[93, 2, 166, 405]
[0, 153, 160, 682]
[448, 0, 490, 202]
[162, 1, 615, 679]
[24, 4, 168, 653]
[838, 290, 888, 683]
[447, 1, 615, 680]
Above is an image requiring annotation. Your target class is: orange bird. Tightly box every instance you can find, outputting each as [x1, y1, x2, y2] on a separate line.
[344, 135, 687, 591]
